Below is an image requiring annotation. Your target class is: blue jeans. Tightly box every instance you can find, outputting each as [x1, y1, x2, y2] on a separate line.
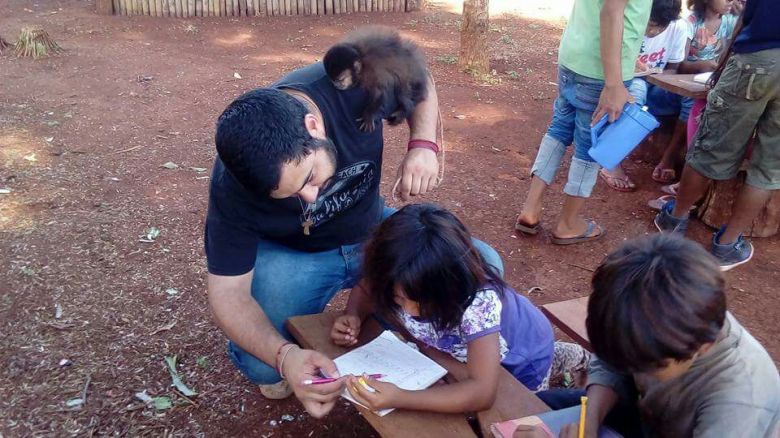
[629, 78, 693, 121]
[531, 67, 632, 197]
[227, 205, 505, 384]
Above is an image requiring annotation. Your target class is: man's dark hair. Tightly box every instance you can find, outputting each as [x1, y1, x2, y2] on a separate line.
[364, 203, 507, 332]
[587, 234, 726, 372]
[215, 88, 315, 196]
[651, 0, 681, 27]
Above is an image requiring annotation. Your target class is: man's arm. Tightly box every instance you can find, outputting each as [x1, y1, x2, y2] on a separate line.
[593, 0, 632, 124]
[395, 73, 440, 200]
[207, 272, 345, 418]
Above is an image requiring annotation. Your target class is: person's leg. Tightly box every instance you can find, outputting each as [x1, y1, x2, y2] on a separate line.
[554, 72, 609, 240]
[227, 240, 351, 385]
[518, 68, 577, 228]
[720, 184, 773, 243]
[671, 164, 712, 217]
[660, 51, 776, 236]
[654, 119, 687, 181]
[647, 87, 690, 183]
[713, 91, 780, 269]
[686, 99, 707, 149]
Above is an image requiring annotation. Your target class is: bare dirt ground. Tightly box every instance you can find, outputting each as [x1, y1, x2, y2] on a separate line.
[1, 1, 778, 436]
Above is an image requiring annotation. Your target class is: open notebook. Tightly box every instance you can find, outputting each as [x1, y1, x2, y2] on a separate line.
[491, 406, 623, 438]
[333, 330, 447, 416]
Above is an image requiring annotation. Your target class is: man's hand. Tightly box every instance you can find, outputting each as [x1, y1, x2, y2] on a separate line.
[394, 148, 439, 201]
[592, 83, 632, 125]
[331, 314, 362, 346]
[345, 375, 404, 411]
[282, 347, 345, 418]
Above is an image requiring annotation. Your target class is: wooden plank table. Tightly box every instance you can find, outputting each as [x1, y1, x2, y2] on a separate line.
[541, 297, 591, 351]
[286, 312, 550, 438]
[646, 73, 708, 100]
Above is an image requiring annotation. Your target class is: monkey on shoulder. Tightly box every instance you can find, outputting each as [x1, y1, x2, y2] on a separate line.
[323, 26, 429, 133]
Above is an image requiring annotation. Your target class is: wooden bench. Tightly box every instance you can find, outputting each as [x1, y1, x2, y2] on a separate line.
[541, 297, 591, 351]
[646, 73, 708, 100]
[286, 312, 550, 438]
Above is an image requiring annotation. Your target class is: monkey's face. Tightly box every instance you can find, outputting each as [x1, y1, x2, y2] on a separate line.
[332, 70, 354, 90]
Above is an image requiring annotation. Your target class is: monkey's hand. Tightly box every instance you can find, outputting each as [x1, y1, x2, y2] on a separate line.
[394, 148, 439, 201]
[356, 117, 377, 133]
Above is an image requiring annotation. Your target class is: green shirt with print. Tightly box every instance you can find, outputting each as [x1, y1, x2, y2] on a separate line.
[558, 0, 652, 81]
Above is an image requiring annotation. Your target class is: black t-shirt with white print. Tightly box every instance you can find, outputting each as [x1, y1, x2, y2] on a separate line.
[205, 63, 392, 276]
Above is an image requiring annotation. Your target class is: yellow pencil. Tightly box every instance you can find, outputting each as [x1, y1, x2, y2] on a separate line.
[579, 396, 588, 438]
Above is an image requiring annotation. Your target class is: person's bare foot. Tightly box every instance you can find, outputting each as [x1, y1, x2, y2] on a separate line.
[553, 217, 603, 240]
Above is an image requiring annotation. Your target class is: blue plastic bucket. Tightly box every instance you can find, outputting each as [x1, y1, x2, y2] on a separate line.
[588, 103, 660, 169]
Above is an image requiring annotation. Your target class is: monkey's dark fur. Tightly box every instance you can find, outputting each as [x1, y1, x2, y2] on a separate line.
[323, 26, 428, 132]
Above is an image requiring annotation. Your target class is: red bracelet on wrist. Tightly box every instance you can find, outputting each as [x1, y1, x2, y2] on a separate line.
[407, 139, 440, 154]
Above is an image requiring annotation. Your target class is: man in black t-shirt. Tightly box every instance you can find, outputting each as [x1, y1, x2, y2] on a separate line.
[205, 63, 502, 418]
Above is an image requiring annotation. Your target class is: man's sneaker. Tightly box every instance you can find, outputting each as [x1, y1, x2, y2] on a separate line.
[711, 226, 754, 271]
[654, 199, 689, 234]
[259, 380, 293, 400]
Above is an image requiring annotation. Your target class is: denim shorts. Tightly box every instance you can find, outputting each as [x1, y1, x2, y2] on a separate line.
[688, 49, 780, 190]
[546, 67, 632, 162]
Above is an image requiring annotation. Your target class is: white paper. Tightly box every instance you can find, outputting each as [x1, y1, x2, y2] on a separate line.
[693, 72, 713, 84]
[334, 330, 447, 416]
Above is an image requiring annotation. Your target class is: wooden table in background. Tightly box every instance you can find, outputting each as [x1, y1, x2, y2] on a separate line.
[286, 312, 550, 438]
[541, 297, 591, 352]
[646, 73, 708, 100]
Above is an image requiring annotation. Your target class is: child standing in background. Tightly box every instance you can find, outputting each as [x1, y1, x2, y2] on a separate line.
[651, 0, 737, 185]
[515, 0, 652, 245]
[331, 204, 589, 414]
[600, 0, 688, 191]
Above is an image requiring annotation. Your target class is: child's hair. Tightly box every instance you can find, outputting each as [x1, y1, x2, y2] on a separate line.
[587, 234, 726, 372]
[363, 203, 506, 332]
[651, 0, 682, 28]
[687, 0, 716, 18]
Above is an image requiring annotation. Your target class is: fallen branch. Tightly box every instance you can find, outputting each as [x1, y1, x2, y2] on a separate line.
[566, 262, 595, 273]
[81, 375, 92, 405]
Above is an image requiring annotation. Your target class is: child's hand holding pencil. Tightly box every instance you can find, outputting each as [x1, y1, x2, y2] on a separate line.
[345, 374, 403, 411]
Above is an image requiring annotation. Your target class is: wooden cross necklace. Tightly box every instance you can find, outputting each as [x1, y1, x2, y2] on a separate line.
[298, 197, 314, 236]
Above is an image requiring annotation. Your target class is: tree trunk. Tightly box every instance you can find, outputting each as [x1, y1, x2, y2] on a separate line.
[97, 0, 114, 14]
[459, 0, 489, 74]
[697, 171, 780, 238]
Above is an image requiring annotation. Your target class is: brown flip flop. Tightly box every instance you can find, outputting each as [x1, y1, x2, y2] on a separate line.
[550, 220, 605, 245]
[515, 217, 541, 235]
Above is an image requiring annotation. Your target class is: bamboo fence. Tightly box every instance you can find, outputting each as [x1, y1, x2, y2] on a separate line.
[106, 0, 416, 15]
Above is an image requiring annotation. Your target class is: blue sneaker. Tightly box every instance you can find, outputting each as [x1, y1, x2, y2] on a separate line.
[654, 199, 689, 234]
[711, 226, 754, 271]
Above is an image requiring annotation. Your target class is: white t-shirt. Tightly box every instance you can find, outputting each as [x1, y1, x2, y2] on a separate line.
[636, 19, 688, 70]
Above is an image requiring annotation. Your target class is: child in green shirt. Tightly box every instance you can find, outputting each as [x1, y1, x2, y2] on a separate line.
[515, 0, 652, 245]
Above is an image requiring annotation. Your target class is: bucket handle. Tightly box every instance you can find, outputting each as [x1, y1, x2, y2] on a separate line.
[590, 113, 610, 148]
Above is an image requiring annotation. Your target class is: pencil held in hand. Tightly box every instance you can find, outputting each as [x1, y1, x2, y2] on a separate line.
[303, 373, 384, 385]
[578, 396, 588, 438]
